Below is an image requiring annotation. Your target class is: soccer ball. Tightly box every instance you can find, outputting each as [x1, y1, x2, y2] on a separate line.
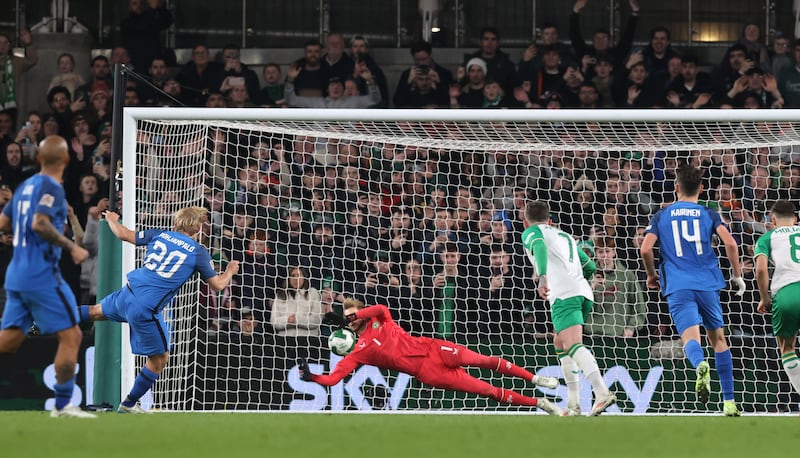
[328, 328, 357, 356]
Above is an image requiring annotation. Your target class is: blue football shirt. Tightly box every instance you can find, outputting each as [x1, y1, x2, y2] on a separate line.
[645, 201, 726, 295]
[3, 174, 68, 291]
[126, 229, 218, 312]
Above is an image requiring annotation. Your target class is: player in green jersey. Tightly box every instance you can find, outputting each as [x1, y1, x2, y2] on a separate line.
[520, 201, 616, 416]
[754, 199, 800, 399]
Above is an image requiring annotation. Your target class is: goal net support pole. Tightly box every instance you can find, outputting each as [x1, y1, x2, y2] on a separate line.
[91, 63, 129, 408]
[92, 221, 123, 407]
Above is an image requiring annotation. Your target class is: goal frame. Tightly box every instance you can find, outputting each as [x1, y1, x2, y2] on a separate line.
[119, 107, 800, 409]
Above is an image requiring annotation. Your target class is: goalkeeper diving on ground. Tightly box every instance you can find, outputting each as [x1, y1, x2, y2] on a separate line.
[300, 297, 563, 414]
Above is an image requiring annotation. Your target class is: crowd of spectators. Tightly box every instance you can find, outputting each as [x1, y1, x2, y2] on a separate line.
[187, 125, 783, 344]
[0, 0, 793, 344]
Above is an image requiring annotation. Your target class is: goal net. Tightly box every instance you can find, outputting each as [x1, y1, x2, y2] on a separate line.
[122, 108, 800, 413]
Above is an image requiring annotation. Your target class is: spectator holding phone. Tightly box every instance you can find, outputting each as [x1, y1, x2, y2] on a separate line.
[394, 40, 453, 108]
[219, 44, 260, 102]
[13, 111, 43, 166]
[570, 0, 639, 77]
[349, 36, 389, 107]
[394, 65, 449, 108]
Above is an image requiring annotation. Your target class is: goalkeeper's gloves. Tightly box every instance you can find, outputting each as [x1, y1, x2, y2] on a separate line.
[323, 311, 353, 328]
[298, 358, 313, 382]
[733, 277, 747, 297]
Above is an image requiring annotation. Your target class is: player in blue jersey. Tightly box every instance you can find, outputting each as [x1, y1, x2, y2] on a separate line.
[640, 163, 746, 417]
[80, 206, 239, 413]
[0, 136, 95, 418]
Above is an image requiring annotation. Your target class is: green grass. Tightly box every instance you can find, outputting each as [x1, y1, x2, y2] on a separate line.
[3, 412, 799, 458]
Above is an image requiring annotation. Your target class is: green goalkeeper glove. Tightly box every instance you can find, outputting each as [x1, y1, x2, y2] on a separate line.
[298, 359, 313, 382]
[323, 311, 351, 328]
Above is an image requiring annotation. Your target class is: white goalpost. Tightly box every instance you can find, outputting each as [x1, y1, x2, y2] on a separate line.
[120, 107, 800, 413]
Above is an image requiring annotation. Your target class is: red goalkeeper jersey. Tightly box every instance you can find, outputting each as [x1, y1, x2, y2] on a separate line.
[311, 305, 434, 386]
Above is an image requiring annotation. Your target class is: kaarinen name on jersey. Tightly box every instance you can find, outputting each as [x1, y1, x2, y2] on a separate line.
[670, 208, 701, 217]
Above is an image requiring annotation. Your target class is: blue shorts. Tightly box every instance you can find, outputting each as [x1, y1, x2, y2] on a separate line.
[666, 290, 724, 335]
[101, 286, 170, 357]
[1, 283, 79, 335]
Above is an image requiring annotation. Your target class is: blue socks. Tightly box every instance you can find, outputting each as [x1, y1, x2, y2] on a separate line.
[79, 306, 91, 322]
[684, 340, 735, 402]
[683, 340, 705, 368]
[715, 350, 735, 401]
[54, 377, 75, 410]
[122, 367, 159, 408]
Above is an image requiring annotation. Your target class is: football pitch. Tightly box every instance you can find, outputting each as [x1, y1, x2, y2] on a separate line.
[3, 412, 799, 457]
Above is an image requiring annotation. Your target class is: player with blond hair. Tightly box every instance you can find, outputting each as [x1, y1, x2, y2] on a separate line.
[299, 297, 562, 414]
[80, 206, 239, 413]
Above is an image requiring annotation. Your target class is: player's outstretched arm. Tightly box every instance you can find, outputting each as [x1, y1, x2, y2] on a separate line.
[102, 210, 135, 244]
[347, 303, 391, 322]
[207, 260, 240, 292]
[716, 224, 746, 296]
[323, 311, 349, 328]
[298, 356, 360, 386]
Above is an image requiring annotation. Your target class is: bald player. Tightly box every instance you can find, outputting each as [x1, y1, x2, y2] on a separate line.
[0, 135, 94, 418]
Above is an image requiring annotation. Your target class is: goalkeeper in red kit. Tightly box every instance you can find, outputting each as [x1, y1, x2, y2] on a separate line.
[298, 298, 562, 414]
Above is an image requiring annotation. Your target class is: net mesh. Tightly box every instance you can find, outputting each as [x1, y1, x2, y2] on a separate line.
[129, 117, 800, 413]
